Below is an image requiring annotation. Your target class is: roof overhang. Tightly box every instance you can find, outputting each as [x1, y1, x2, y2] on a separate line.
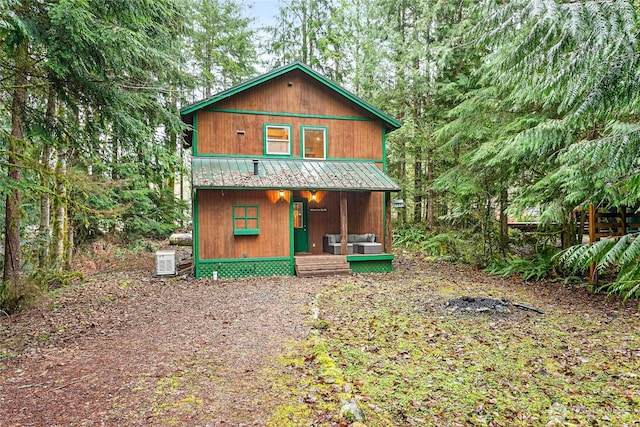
[192, 157, 401, 192]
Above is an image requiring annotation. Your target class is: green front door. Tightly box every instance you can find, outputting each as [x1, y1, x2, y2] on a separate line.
[293, 198, 309, 253]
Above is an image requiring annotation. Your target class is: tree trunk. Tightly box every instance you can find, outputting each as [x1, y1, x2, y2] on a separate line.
[66, 223, 74, 271]
[39, 144, 52, 268]
[413, 156, 422, 222]
[51, 157, 67, 271]
[561, 209, 577, 249]
[483, 186, 493, 258]
[301, 0, 308, 64]
[397, 140, 407, 224]
[112, 135, 119, 180]
[39, 85, 56, 268]
[426, 149, 435, 227]
[168, 90, 178, 195]
[499, 187, 509, 255]
[3, 39, 28, 297]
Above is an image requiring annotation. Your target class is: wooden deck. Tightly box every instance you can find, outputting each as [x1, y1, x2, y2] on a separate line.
[294, 254, 351, 277]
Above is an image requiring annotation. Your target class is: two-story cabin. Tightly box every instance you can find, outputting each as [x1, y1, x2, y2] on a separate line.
[181, 62, 401, 278]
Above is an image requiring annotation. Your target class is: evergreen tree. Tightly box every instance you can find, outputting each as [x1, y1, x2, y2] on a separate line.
[264, 0, 353, 83]
[190, 0, 257, 97]
[0, 0, 189, 310]
[472, 0, 640, 290]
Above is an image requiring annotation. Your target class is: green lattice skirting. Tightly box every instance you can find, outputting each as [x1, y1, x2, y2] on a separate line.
[347, 255, 394, 274]
[197, 257, 293, 279]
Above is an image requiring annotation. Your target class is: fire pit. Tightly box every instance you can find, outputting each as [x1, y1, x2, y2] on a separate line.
[445, 296, 511, 314]
[445, 296, 545, 315]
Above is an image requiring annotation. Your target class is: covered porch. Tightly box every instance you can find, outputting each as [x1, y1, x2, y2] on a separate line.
[192, 157, 400, 277]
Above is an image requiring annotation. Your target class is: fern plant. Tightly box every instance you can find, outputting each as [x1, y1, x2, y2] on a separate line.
[419, 232, 467, 258]
[557, 233, 640, 299]
[485, 250, 556, 282]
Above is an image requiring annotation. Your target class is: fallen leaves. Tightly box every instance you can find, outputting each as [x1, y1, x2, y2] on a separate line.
[1, 252, 639, 426]
[272, 255, 640, 426]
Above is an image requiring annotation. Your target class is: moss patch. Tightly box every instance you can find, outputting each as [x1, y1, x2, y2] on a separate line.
[270, 268, 640, 426]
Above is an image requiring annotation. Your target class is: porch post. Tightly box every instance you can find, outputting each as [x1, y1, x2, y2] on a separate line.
[385, 192, 392, 253]
[340, 191, 348, 255]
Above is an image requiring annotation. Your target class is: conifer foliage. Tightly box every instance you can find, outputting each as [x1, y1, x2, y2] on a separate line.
[479, 0, 640, 207]
[2, 0, 639, 308]
[474, 0, 640, 295]
[0, 0, 260, 311]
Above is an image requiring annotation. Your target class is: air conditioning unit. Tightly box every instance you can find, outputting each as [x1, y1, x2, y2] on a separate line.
[156, 250, 176, 276]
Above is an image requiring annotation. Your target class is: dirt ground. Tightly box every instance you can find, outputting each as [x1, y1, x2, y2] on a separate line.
[0, 250, 326, 426]
[0, 250, 638, 426]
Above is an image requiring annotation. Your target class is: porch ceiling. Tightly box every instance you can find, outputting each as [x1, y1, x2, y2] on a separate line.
[192, 157, 401, 192]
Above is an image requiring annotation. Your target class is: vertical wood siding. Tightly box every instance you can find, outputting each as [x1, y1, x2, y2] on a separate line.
[196, 70, 384, 160]
[198, 189, 290, 259]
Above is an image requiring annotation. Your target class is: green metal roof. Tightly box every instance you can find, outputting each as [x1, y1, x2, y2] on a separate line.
[192, 157, 401, 192]
[180, 62, 401, 132]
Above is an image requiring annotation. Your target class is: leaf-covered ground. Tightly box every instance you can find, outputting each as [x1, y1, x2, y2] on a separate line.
[271, 254, 640, 426]
[1, 251, 638, 426]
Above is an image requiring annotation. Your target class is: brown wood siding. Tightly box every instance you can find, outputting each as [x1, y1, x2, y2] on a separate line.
[216, 70, 376, 118]
[195, 70, 384, 160]
[198, 189, 290, 259]
[197, 112, 383, 159]
[298, 190, 384, 255]
[329, 120, 382, 159]
[347, 192, 384, 237]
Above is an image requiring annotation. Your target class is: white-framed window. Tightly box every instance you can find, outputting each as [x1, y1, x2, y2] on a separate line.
[302, 126, 327, 159]
[264, 124, 291, 156]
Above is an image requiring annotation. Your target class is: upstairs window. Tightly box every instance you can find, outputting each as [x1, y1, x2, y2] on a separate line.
[265, 124, 291, 156]
[302, 126, 327, 159]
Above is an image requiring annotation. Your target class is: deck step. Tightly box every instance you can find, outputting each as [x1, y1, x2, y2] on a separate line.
[294, 255, 352, 277]
[296, 268, 352, 277]
[295, 262, 349, 270]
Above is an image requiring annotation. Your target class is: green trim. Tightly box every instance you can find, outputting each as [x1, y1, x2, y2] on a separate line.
[264, 123, 293, 157]
[293, 197, 309, 253]
[197, 257, 293, 278]
[289, 191, 295, 274]
[234, 230, 260, 236]
[233, 204, 260, 235]
[347, 254, 394, 274]
[193, 185, 394, 192]
[346, 254, 394, 262]
[192, 113, 198, 156]
[180, 62, 401, 131]
[300, 125, 328, 160]
[381, 125, 388, 251]
[349, 259, 393, 274]
[193, 190, 200, 278]
[192, 153, 384, 163]
[382, 124, 387, 172]
[202, 256, 290, 263]
[206, 108, 377, 123]
[325, 156, 384, 163]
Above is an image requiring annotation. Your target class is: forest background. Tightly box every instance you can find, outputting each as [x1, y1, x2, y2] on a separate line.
[1, 0, 639, 311]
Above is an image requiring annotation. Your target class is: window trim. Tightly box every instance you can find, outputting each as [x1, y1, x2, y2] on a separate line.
[301, 125, 328, 160]
[233, 204, 260, 235]
[264, 124, 292, 156]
